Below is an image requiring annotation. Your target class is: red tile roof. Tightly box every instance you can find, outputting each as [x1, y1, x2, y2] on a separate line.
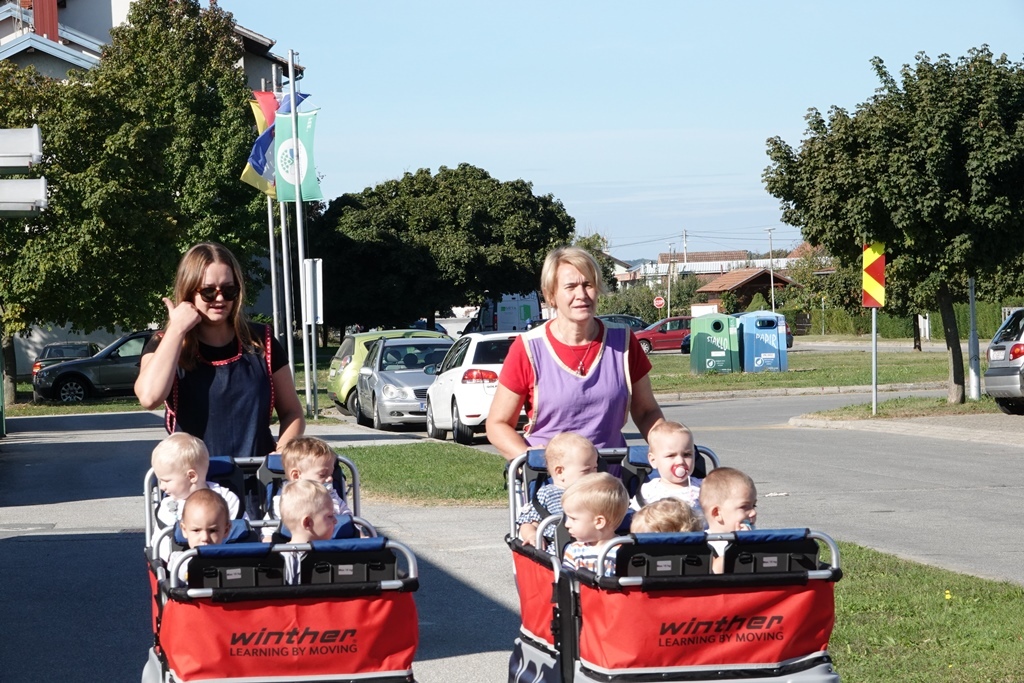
[696, 268, 798, 293]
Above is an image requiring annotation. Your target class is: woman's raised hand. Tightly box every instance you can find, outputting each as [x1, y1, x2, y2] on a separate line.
[163, 296, 202, 334]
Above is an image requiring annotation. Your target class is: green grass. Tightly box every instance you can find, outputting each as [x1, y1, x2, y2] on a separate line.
[832, 543, 1024, 681]
[648, 351, 958, 393]
[813, 395, 1002, 419]
[339, 441, 507, 504]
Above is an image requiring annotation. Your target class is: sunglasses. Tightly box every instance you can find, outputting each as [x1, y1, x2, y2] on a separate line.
[195, 284, 240, 303]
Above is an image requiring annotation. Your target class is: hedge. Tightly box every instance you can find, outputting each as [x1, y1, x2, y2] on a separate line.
[782, 301, 1013, 339]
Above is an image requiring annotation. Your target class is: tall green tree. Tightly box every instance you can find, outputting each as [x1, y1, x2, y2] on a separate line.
[572, 233, 617, 292]
[311, 164, 575, 330]
[764, 47, 1024, 403]
[0, 0, 264, 402]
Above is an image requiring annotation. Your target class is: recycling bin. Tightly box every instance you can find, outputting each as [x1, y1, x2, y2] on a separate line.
[736, 312, 788, 372]
[689, 314, 740, 374]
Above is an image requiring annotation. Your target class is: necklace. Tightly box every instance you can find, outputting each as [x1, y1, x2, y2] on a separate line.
[573, 339, 597, 376]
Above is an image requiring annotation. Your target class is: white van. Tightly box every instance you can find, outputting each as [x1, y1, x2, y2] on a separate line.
[466, 292, 543, 333]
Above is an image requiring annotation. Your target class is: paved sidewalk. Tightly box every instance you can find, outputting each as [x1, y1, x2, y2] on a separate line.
[788, 411, 1024, 448]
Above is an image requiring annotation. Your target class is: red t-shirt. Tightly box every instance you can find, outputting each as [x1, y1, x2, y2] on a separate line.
[499, 321, 652, 417]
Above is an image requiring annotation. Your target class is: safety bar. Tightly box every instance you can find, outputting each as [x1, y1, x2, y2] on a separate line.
[169, 538, 418, 592]
[597, 528, 842, 587]
[533, 513, 563, 585]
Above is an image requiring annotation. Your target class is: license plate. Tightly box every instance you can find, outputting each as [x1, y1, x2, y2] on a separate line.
[418, 402, 426, 411]
[991, 349, 1005, 361]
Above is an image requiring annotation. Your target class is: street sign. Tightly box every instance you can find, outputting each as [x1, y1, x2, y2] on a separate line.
[653, 296, 665, 309]
[862, 242, 885, 307]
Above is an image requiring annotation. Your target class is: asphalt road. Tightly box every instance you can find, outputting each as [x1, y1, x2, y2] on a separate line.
[2, 389, 1023, 682]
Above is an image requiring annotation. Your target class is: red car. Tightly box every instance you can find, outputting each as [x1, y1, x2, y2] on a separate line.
[634, 316, 692, 354]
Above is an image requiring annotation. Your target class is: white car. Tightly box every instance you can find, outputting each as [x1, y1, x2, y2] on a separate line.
[425, 331, 522, 444]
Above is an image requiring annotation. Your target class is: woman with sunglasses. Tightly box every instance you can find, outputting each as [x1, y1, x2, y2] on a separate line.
[135, 243, 305, 459]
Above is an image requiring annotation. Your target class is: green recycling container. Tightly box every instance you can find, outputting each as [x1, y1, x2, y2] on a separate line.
[689, 314, 740, 374]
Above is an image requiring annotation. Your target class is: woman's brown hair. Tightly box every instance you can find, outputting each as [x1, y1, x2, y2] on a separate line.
[171, 242, 257, 370]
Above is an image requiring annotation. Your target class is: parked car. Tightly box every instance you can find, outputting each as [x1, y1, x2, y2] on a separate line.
[596, 314, 650, 332]
[33, 330, 154, 402]
[983, 308, 1024, 414]
[410, 319, 449, 334]
[634, 316, 693, 354]
[425, 331, 522, 444]
[326, 329, 451, 415]
[31, 341, 101, 377]
[680, 331, 691, 355]
[355, 337, 455, 430]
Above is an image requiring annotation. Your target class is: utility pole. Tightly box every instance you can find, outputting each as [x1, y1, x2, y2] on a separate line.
[667, 243, 674, 317]
[765, 228, 776, 312]
[682, 230, 688, 266]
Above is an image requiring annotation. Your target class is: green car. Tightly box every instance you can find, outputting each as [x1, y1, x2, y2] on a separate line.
[327, 329, 451, 415]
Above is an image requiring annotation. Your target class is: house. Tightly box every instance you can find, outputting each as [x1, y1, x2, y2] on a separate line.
[0, 0, 294, 86]
[3, 0, 296, 376]
[695, 267, 799, 311]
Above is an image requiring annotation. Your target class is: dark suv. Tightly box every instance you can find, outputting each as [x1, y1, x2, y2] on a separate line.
[33, 330, 154, 402]
[31, 341, 101, 377]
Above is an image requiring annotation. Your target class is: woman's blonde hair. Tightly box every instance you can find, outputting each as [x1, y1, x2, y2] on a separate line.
[171, 242, 256, 370]
[539, 246, 608, 308]
[631, 498, 703, 533]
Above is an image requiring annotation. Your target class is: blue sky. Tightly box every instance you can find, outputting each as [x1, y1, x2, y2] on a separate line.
[220, 1, 1024, 261]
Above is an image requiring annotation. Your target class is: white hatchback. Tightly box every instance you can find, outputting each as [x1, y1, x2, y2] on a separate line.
[425, 331, 522, 444]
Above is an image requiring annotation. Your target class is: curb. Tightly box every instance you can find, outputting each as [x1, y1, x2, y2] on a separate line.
[652, 381, 945, 403]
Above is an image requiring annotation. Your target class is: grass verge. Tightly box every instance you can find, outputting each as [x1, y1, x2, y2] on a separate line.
[832, 542, 1024, 681]
[337, 441, 1024, 681]
[811, 395, 1001, 419]
[648, 351, 960, 393]
[339, 442, 507, 504]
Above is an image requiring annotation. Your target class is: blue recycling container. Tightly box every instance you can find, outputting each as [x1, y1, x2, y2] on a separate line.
[736, 312, 788, 372]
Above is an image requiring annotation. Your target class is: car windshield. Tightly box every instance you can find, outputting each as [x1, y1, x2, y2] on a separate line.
[379, 343, 452, 370]
[993, 310, 1024, 344]
[643, 319, 668, 331]
[471, 339, 514, 365]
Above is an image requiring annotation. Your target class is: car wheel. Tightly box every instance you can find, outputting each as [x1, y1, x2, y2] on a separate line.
[452, 400, 474, 445]
[639, 339, 652, 355]
[372, 396, 388, 431]
[355, 394, 372, 427]
[345, 389, 359, 417]
[56, 377, 88, 402]
[426, 400, 447, 440]
[995, 398, 1024, 415]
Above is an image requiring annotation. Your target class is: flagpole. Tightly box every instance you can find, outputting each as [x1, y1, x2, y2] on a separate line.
[263, 74, 281, 343]
[279, 199, 296, 375]
[288, 49, 313, 418]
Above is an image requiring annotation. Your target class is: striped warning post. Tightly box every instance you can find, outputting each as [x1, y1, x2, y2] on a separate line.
[862, 242, 885, 308]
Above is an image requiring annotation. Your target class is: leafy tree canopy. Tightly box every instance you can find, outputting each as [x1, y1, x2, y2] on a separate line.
[311, 164, 575, 330]
[0, 0, 264, 363]
[764, 46, 1024, 401]
[572, 232, 618, 292]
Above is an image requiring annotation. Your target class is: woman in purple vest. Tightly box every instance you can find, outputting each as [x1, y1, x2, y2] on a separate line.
[487, 246, 665, 461]
[135, 243, 305, 459]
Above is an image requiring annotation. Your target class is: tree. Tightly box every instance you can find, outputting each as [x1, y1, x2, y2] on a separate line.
[311, 164, 575, 330]
[0, 0, 265, 403]
[764, 47, 1024, 403]
[572, 233, 617, 293]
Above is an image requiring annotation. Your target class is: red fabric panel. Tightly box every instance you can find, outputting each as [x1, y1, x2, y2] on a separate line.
[160, 594, 417, 680]
[513, 551, 556, 646]
[578, 583, 835, 671]
[32, 0, 59, 41]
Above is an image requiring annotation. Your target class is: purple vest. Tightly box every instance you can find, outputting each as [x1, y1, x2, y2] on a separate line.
[522, 323, 631, 448]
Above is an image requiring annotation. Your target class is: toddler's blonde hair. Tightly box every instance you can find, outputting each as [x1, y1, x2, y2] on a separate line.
[280, 436, 336, 475]
[699, 467, 756, 511]
[631, 498, 703, 533]
[562, 472, 628, 528]
[152, 433, 209, 475]
[279, 479, 334, 529]
[181, 487, 231, 528]
[544, 432, 597, 469]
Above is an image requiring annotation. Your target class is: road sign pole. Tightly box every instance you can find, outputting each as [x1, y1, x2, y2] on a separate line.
[872, 307, 878, 416]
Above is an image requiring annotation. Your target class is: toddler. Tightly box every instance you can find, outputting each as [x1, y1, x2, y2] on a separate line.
[630, 497, 704, 534]
[167, 488, 233, 583]
[561, 472, 629, 576]
[278, 479, 339, 584]
[631, 421, 701, 515]
[698, 467, 758, 574]
[262, 436, 350, 540]
[152, 433, 240, 530]
[517, 432, 598, 550]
